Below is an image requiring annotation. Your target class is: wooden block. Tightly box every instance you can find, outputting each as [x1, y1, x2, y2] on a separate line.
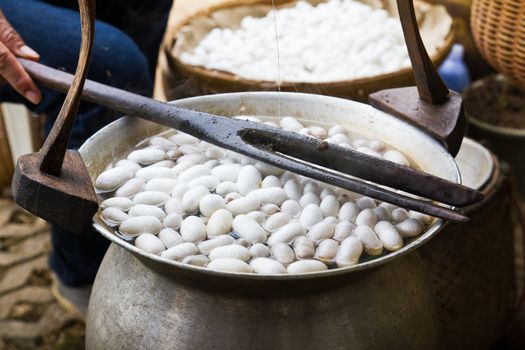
[12, 151, 98, 235]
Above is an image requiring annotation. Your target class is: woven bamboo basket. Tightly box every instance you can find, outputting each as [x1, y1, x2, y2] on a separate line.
[157, 0, 454, 102]
[419, 139, 525, 349]
[471, 0, 525, 90]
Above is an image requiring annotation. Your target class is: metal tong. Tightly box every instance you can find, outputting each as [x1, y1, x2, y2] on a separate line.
[21, 59, 480, 222]
[13, 0, 481, 234]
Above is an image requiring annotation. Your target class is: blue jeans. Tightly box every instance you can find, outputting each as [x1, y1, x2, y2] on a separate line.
[0, 0, 169, 286]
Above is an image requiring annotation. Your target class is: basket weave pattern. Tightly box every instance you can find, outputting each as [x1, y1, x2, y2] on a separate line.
[156, 0, 454, 102]
[471, 0, 525, 89]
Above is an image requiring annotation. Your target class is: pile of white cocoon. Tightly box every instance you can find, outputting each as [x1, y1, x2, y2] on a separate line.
[180, 0, 413, 82]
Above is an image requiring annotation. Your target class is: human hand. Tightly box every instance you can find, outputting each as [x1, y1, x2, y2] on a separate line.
[0, 10, 41, 104]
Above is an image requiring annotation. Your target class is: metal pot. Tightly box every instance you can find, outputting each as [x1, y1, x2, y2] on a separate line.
[79, 92, 460, 350]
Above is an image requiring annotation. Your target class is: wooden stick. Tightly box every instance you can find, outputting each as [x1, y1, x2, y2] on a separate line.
[397, 0, 449, 103]
[38, 0, 96, 176]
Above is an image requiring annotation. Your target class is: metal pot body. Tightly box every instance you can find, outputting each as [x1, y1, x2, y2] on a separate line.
[87, 244, 436, 350]
[79, 92, 461, 350]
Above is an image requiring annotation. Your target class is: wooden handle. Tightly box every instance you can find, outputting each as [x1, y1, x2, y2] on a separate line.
[19, 60, 480, 219]
[21, 58, 200, 136]
[38, 0, 96, 176]
[397, 0, 449, 104]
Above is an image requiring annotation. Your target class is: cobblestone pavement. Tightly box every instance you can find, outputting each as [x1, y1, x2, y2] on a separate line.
[0, 192, 85, 350]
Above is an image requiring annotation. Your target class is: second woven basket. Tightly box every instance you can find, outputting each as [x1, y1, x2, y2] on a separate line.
[471, 0, 525, 89]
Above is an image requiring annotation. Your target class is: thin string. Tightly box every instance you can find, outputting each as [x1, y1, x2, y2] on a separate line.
[269, 2, 323, 100]
[271, 0, 281, 117]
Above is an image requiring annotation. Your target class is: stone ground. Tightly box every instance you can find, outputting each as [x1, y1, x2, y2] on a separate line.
[0, 189, 84, 350]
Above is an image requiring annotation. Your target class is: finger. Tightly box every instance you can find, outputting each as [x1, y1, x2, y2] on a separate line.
[0, 41, 41, 104]
[0, 10, 39, 60]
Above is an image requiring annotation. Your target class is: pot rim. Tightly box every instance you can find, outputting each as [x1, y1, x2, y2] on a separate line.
[455, 137, 494, 190]
[464, 74, 525, 138]
[82, 91, 461, 282]
[467, 114, 525, 138]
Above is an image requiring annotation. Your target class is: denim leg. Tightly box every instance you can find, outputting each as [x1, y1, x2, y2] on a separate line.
[0, 0, 154, 286]
[41, 0, 173, 77]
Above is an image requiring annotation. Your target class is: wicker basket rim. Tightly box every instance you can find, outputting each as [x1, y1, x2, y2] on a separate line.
[168, 0, 454, 87]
